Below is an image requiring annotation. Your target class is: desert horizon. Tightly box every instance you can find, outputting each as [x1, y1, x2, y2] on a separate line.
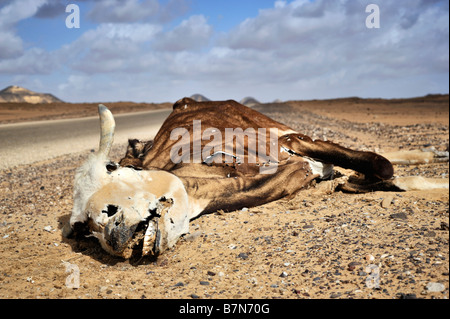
[0, 85, 448, 126]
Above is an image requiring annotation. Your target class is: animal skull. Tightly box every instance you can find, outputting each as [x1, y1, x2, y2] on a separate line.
[67, 105, 190, 258]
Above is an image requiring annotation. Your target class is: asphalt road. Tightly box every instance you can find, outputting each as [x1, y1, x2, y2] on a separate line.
[0, 108, 172, 170]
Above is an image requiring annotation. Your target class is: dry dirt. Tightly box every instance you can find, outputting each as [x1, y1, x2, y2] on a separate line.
[0, 95, 448, 300]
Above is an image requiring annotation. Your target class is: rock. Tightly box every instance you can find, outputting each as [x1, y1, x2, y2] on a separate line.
[397, 293, 418, 299]
[207, 271, 216, 276]
[365, 254, 375, 262]
[426, 282, 445, 292]
[330, 292, 341, 298]
[185, 231, 202, 242]
[43, 225, 53, 232]
[381, 195, 394, 208]
[390, 212, 408, 220]
[199, 281, 210, 286]
[238, 252, 248, 260]
[347, 261, 362, 271]
[440, 222, 449, 230]
[280, 271, 288, 278]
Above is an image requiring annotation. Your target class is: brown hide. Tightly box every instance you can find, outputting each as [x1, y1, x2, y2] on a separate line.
[119, 98, 394, 213]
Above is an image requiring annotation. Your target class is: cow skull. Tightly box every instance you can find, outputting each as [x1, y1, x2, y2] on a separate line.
[67, 105, 190, 259]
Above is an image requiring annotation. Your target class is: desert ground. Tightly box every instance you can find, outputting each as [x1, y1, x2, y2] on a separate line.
[0, 95, 448, 300]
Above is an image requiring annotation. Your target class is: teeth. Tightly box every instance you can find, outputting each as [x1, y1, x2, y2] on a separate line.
[142, 220, 157, 256]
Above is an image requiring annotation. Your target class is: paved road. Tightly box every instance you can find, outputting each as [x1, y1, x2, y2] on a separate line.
[0, 108, 172, 170]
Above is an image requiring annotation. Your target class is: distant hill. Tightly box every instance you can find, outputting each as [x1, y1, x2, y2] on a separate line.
[240, 97, 260, 107]
[190, 94, 210, 102]
[0, 85, 63, 104]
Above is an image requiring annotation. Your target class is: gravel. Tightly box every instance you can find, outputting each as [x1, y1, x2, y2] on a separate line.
[0, 100, 448, 299]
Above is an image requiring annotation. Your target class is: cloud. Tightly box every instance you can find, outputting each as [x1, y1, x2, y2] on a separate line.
[87, 0, 158, 23]
[204, 0, 449, 99]
[1, 0, 448, 102]
[0, 47, 56, 74]
[59, 23, 161, 74]
[0, 0, 48, 58]
[0, 0, 46, 28]
[87, 0, 189, 23]
[34, 1, 66, 18]
[0, 31, 23, 59]
[153, 15, 213, 51]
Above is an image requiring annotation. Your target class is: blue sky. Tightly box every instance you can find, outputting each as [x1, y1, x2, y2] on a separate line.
[0, 0, 448, 103]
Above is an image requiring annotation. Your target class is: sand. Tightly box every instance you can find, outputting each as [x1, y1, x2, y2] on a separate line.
[0, 95, 448, 299]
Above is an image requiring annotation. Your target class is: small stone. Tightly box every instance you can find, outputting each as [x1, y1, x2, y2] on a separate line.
[237, 252, 248, 260]
[199, 281, 210, 286]
[185, 231, 202, 242]
[280, 271, 288, 278]
[365, 254, 375, 262]
[191, 294, 200, 299]
[390, 212, 408, 220]
[43, 225, 53, 232]
[302, 224, 314, 229]
[381, 195, 394, 208]
[330, 292, 341, 298]
[426, 282, 445, 292]
[347, 261, 362, 271]
[397, 293, 418, 299]
[207, 271, 216, 276]
[440, 222, 449, 231]
[174, 282, 184, 287]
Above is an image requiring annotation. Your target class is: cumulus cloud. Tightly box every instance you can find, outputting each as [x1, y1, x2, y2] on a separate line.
[0, 47, 56, 74]
[153, 15, 213, 51]
[0, 31, 23, 59]
[34, 1, 66, 18]
[0, 0, 47, 63]
[203, 0, 449, 100]
[87, 0, 189, 23]
[59, 23, 162, 74]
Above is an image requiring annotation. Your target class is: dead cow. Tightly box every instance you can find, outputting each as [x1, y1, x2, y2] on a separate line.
[64, 98, 449, 259]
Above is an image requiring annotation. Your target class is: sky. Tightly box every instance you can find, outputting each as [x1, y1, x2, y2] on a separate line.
[0, 0, 448, 103]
